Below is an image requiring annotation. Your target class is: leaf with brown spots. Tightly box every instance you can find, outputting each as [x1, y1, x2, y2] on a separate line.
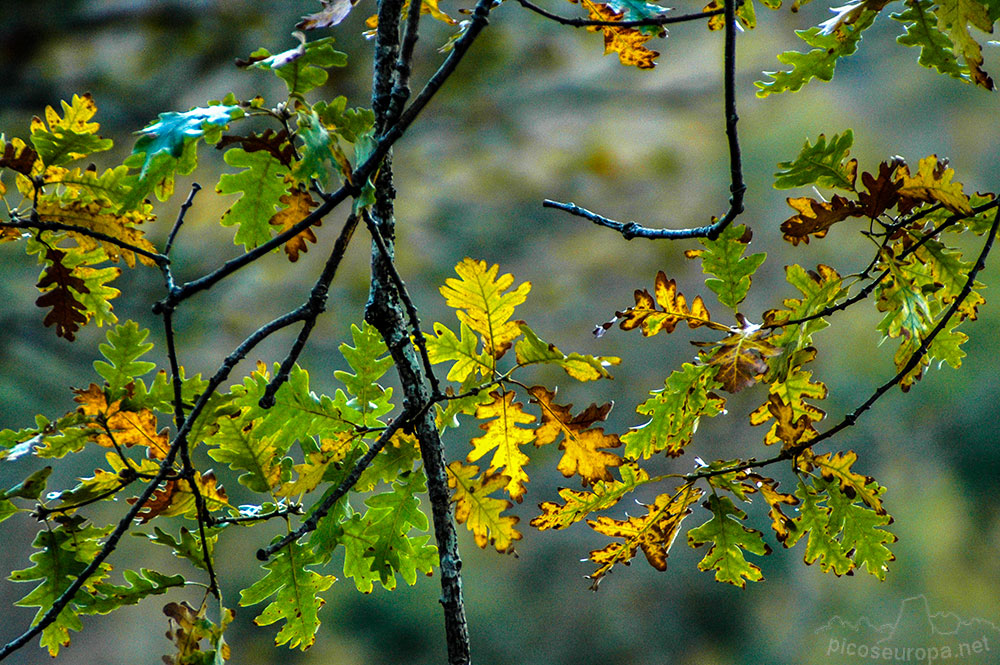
[780, 195, 862, 245]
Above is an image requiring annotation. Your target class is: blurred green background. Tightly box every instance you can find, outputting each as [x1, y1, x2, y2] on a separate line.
[2, 1, 1000, 663]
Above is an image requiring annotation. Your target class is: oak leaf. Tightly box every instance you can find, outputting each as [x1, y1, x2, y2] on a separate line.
[606, 271, 718, 337]
[468, 391, 536, 501]
[572, 0, 664, 69]
[532, 464, 651, 531]
[35, 247, 89, 341]
[447, 461, 522, 553]
[528, 386, 622, 485]
[439, 258, 531, 359]
[269, 184, 320, 262]
[696, 327, 779, 393]
[686, 494, 772, 587]
[586, 483, 702, 587]
[780, 195, 862, 245]
[895, 154, 973, 214]
[773, 130, 858, 191]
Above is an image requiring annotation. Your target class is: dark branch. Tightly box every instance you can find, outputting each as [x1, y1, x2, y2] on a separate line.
[516, 0, 725, 29]
[259, 213, 361, 408]
[1, 218, 168, 266]
[544, 0, 744, 241]
[165, 183, 201, 255]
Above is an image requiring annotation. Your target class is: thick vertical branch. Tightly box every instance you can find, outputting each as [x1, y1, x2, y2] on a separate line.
[365, 1, 472, 663]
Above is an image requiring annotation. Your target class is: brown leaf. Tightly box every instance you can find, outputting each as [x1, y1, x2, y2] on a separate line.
[857, 161, 902, 219]
[0, 140, 39, 176]
[612, 271, 716, 336]
[697, 330, 778, 393]
[269, 185, 320, 262]
[570, 0, 662, 69]
[35, 248, 89, 341]
[780, 195, 862, 245]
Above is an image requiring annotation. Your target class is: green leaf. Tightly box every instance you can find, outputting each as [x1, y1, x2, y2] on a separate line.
[93, 321, 156, 400]
[755, 11, 878, 97]
[314, 96, 376, 144]
[763, 263, 846, 353]
[0, 466, 52, 501]
[77, 568, 186, 615]
[244, 35, 348, 99]
[686, 494, 771, 587]
[686, 224, 766, 312]
[333, 322, 395, 429]
[205, 413, 290, 493]
[356, 472, 437, 590]
[785, 476, 895, 578]
[934, 0, 996, 89]
[773, 130, 857, 191]
[10, 521, 113, 656]
[216, 148, 292, 250]
[514, 324, 619, 381]
[893, 0, 968, 82]
[239, 541, 336, 650]
[293, 110, 338, 185]
[426, 321, 492, 382]
[135, 526, 215, 572]
[29, 94, 113, 167]
[622, 363, 725, 459]
[131, 104, 240, 178]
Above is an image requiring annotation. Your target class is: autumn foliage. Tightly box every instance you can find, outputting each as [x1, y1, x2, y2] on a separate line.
[0, 0, 998, 663]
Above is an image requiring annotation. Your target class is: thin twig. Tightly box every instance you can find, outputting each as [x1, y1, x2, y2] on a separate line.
[259, 213, 361, 408]
[1, 218, 168, 266]
[517, 0, 725, 27]
[210, 503, 303, 526]
[165, 183, 201, 255]
[544, 0, 744, 241]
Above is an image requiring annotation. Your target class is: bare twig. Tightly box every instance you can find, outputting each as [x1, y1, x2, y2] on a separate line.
[517, 0, 725, 29]
[545, 0, 745, 241]
[165, 183, 201, 255]
[259, 213, 361, 408]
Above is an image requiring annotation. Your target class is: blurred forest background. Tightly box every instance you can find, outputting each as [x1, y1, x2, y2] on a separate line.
[1, 0, 1000, 663]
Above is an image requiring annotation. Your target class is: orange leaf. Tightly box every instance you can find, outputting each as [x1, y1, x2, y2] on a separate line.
[609, 271, 717, 337]
[269, 185, 320, 262]
[573, 0, 662, 69]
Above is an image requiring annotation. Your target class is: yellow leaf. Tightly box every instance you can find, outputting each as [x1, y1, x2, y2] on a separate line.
[573, 0, 661, 69]
[586, 483, 703, 587]
[896, 155, 972, 214]
[467, 391, 535, 501]
[447, 461, 522, 553]
[807, 451, 886, 515]
[36, 199, 157, 267]
[43, 93, 101, 134]
[612, 271, 720, 336]
[439, 258, 531, 359]
[528, 386, 622, 485]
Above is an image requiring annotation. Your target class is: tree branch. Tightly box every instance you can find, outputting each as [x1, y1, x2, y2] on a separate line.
[516, 0, 725, 29]
[544, 0, 744, 241]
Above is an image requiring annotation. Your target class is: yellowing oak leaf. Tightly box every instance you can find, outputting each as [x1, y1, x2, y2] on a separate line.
[532, 463, 651, 531]
[571, 0, 663, 69]
[447, 461, 522, 553]
[805, 450, 886, 515]
[750, 474, 800, 544]
[269, 184, 320, 262]
[440, 258, 531, 359]
[895, 155, 973, 214]
[528, 386, 622, 486]
[696, 328, 779, 393]
[129, 471, 229, 524]
[749, 364, 827, 446]
[586, 483, 703, 588]
[780, 195, 862, 245]
[468, 391, 535, 501]
[36, 199, 157, 268]
[605, 271, 720, 337]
